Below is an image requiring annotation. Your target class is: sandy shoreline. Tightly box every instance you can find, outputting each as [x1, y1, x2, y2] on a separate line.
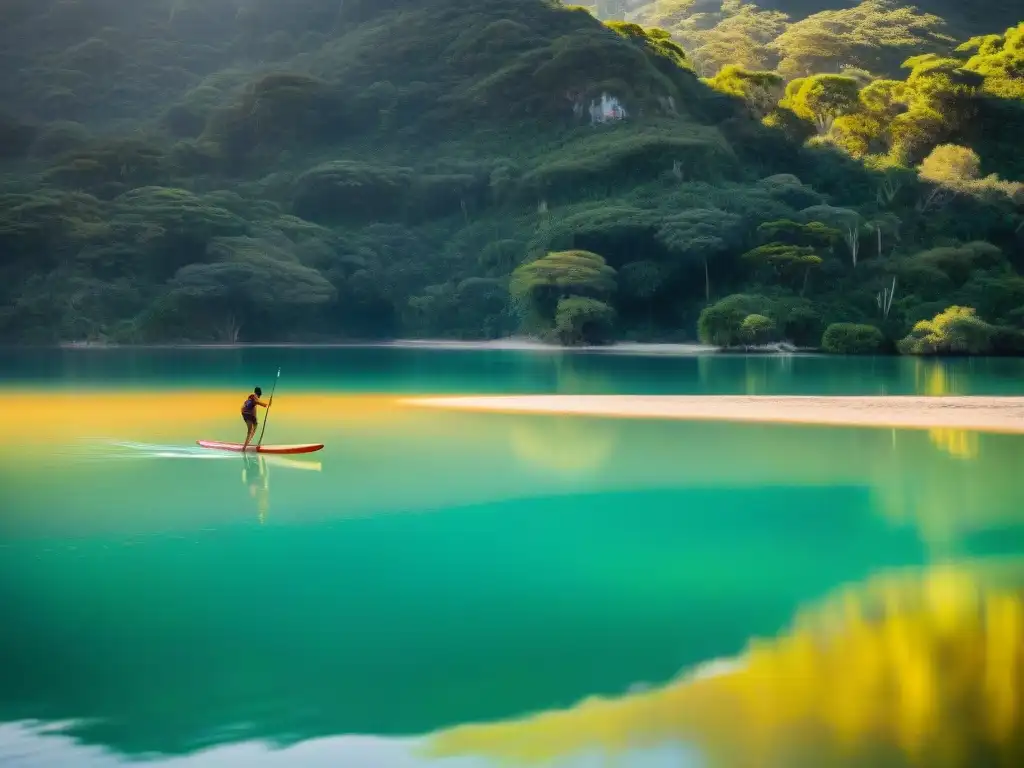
[403, 395, 1024, 434]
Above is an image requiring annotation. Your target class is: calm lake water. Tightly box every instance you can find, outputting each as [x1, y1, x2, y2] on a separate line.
[1, 346, 1023, 768]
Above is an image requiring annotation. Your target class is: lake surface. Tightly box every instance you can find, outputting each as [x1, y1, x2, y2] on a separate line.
[1, 346, 1023, 767]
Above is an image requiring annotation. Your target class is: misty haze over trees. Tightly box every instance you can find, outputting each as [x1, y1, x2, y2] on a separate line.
[0, 0, 1021, 354]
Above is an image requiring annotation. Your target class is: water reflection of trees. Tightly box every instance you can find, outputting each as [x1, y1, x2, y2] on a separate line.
[867, 358, 1021, 548]
[496, 402, 1021, 550]
[914, 358, 980, 459]
[424, 561, 1024, 768]
[496, 409, 1024, 554]
[870, 430, 1023, 552]
[508, 415, 616, 476]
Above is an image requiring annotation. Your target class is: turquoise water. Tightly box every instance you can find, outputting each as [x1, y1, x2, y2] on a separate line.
[5, 344, 1024, 393]
[1, 347, 1023, 767]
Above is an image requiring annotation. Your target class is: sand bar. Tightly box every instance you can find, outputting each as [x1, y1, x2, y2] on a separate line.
[403, 395, 1024, 434]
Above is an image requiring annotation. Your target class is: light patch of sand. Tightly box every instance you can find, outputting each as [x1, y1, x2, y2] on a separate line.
[403, 395, 1024, 434]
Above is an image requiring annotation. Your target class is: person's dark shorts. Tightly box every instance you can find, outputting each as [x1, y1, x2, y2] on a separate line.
[242, 412, 257, 427]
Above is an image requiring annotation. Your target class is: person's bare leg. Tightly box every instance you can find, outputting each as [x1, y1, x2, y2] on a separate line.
[242, 420, 256, 451]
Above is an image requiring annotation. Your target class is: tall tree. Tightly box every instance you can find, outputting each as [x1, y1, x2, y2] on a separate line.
[656, 208, 745, 301]
[166, 250, 336, 341]
[781, 74, 861, 135]
[510, 249, 617, 332]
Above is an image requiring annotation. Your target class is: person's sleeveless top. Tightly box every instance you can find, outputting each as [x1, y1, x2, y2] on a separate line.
[242, 394, 257, 414]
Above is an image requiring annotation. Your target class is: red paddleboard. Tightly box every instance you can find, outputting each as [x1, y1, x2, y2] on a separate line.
[197, 440, 324, 455]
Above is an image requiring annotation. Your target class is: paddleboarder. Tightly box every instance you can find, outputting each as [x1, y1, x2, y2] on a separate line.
[241, 386, 272, 451]
[198, 368, 321, 454]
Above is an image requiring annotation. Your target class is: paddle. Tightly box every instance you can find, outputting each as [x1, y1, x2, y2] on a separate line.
[256, 367, 281, 449]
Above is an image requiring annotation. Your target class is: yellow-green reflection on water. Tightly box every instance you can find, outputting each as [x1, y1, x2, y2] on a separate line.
[424, 560, 1024, 768]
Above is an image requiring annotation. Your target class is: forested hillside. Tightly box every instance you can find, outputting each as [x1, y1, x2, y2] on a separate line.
[0, 0, 1021, 353]
[623, 1, 1022, 77]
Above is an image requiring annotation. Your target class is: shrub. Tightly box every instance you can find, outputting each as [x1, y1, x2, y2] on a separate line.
[510, 249, 617, 325]
[553, 296, 616, 346]
[821, 323, 885, 354]
[739, 314, 777, 345]
[897, 306, 994, 355]
[697, 294, 774, 346]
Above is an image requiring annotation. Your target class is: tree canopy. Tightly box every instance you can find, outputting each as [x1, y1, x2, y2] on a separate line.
[0, 0, 1022, 351]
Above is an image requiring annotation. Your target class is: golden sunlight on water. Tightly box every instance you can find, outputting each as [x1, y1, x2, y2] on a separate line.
[422, 561, 1024, 768]
[0, 390, 417, 450]
[2, 389, 1022, 551]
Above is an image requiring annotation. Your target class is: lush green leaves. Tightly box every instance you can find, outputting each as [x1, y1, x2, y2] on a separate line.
[697, 293, 774, 346]
[511, 250, 617, 304]
[739, 312, 777, 344]
[897, 305, 994, 354]
[0, 1, 1022, 350]
[510, 249, 617, 339]
[554, 296, 617, 344]
[821, 322, 885, 354]
[782, 75, 861, 133]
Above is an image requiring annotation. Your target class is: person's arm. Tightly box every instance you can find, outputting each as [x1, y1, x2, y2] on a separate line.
[258, 397, 272, 407]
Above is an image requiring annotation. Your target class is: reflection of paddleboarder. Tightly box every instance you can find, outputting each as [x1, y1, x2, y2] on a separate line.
[242, 454, 270, 524]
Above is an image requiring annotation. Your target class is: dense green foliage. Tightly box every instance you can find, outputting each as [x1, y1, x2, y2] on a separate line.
[821, 321, 885, 353]
[510, 249, 618, 339]
[897, 305, 996, 354]
[0, 0, 1022, 352]
[628, 2, 1021, 77]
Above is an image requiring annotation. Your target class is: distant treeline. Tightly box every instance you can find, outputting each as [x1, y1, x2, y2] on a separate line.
[0, 0, 1021, 355]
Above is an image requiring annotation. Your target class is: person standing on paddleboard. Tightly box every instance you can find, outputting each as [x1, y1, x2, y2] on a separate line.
[241, 387, 272, 450]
